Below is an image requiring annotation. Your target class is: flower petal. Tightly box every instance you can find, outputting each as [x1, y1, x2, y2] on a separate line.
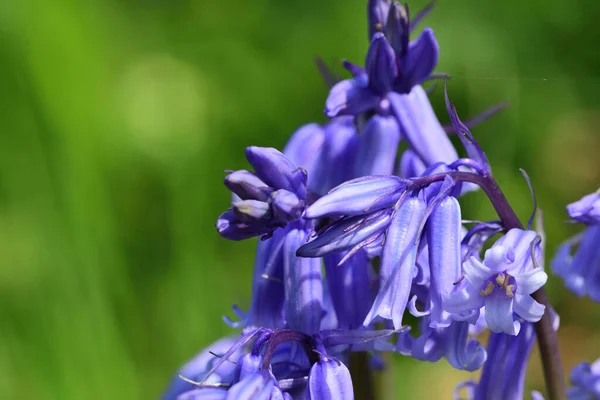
[325, 75, 379, 118]
[355, 115, 401, 177]
[304, 176, 407, 219]
[400, 28, 439, 91]
[484, 291, 519, 335]
[514, 268, 548, 295]
[513, 294, 545, 322]
[245, 147, 307, 199]
[366, 33, 398, 95]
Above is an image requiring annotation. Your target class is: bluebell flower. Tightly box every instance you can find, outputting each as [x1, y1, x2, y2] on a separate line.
[354, 114, 400, 177]
[444, 229, 547, 335]
[364, 192, 428, 329]
[454, 322, 537, 400]
[217, 147, 307, 240]
[567, 358, 600, 399]
[161, 336, 243, 400]
[307, 358, 354, 400]
[552, 190, 600, 302]
[566, 191, 600, 225]
[323, 250, 376, 329]
[283, 221, 325, 334]
[397, 315, 486, 372]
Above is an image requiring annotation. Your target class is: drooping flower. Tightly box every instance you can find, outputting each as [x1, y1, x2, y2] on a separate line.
[217, 147, 307, 240]
[307, 358, 354, 400]
[444, 229, 547, 335]
[454, 322, 537, 400]
[552, 190, 600, 302]
[567, 358, 600, 399]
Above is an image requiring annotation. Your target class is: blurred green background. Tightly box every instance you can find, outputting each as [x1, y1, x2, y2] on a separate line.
[1, 0, 600, 398]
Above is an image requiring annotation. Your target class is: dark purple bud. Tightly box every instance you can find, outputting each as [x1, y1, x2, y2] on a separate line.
[355, 115, 401, 177]
[271, 190, 304, 224]
[367, 0, 391, 39]
[307, 359, 354, 400]
[224, 170, 271, 202]
[399, 28, 439, 91]
[216, 211, 272, 241]
[384, 2, 410, 58]
[245, 147, 307, 199]
[232, 200, 271, 223]
[365, 33, 398, 95]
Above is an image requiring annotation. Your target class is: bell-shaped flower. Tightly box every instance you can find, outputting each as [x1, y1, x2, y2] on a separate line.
[567, 358, 600, 399]
[177, 388, 228, 399]
[566, 191, 600, 225]
[224, 227, 287, 329]
[225, 371, 279, 400]
[323, 250, 375, 329]
[364, 193, 428, 329]
[444, 229, 547, 335]
[553, 190, 600, 302]
[307, 358, 354, 400]
[397, 315, 486, 372]
[454, 322, 536, 400]
[427, 195, 463, 328]
[283, 123, 325, 180]
[354, 114, 401, 177]
[162, 336, 242, 400]
[552, 225, 600, 303]
[283, 221, 325, 334]
[307, 117, 359, 196]
[217, 147, 308, 241]
[388, 86, 458, 168]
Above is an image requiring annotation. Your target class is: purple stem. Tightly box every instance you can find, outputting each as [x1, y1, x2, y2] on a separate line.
[261, 329, 319, 369]
[411, 170, 566, 400]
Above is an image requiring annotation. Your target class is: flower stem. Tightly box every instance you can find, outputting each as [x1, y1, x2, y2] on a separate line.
[349, 352, 375, 400]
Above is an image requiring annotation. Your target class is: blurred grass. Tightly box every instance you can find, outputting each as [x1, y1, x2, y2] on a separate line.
[1, 0, 599, 399]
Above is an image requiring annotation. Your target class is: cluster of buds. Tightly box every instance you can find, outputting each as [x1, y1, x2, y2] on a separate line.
[161, 1, 600, 399]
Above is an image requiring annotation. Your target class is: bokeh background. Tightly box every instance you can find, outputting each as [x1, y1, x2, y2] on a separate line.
[1, 0, 599, 398]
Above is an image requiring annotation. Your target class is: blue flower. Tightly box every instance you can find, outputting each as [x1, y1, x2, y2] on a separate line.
[307, 358, 354, 400]
[454, 322, 537, 400]
[217, 147, 307, 240]
[567, 358, 600, 399]
[553, 190, 600, 302]
[444, 229, 547, 335]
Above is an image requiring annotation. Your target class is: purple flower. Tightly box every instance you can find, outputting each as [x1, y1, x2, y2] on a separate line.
[552, 225, 600, 302]
[161, 336, 242, 400]
[325, 8, 439, 119]
[283, 221, 325, 334]
[427, 195, 463, 328]
[444, 229, 547, 335]
[364, 193, 428, 329]
[323, 250, 376, 329]
[567, 358, 600, 399]
[354, 114, 401, 177]
[307, 359, 354, 400]
[566, 191, 600, 225]
[217, 147, 307, 240]
[553, 190, 600, 302]
[454, 322, 537, 400]
[397, 315, 486, 372]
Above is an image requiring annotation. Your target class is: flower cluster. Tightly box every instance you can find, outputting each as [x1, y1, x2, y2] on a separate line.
[552, 190, 600, 302]
[160, 1, 600, 399]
